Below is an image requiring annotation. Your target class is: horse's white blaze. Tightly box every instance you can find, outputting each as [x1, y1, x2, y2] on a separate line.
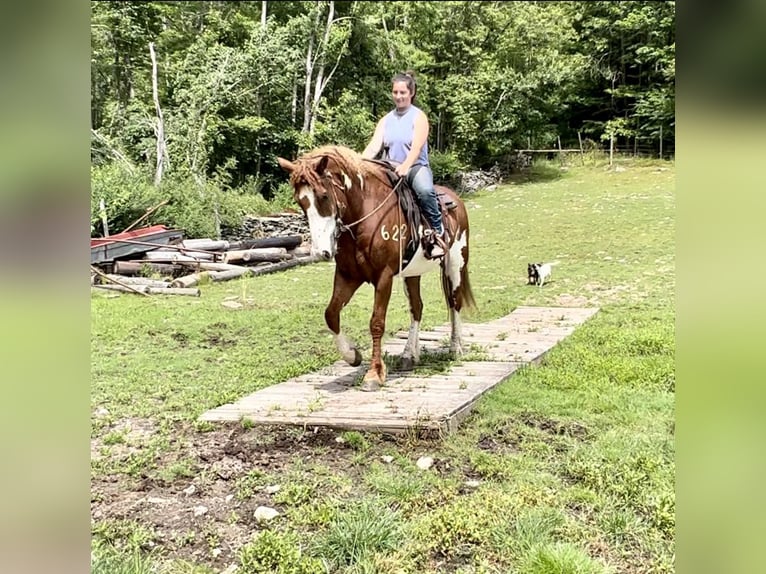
[357, 172, 364, 190]
[447, 228, 468, 290]
[333, 332, 357, 364]
[299, 186, 337, 257]
[342, 171, 352, 190]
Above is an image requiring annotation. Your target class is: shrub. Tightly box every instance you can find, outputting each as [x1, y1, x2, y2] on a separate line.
[238, 530, 323, 574]
[429, 149, 466, 184]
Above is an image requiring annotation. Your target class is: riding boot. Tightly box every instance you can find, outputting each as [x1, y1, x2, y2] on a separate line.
[425, 228, 446, 259]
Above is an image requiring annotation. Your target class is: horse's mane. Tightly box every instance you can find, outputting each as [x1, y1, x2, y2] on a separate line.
[294, 145, 391, 193]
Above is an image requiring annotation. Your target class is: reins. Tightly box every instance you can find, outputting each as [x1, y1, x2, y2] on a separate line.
[329, 176, 404, 242]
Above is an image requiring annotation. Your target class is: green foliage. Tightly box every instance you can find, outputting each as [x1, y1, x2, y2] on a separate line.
[91, 543, 159, 574]
[90, 164, 156, 235]
[311, 499, 405, 570]
[91, 155, 675, 572]
[340, 430, 370, 452]
[414, 494, 500, 559]
[238, 530, 323, 574]
[429, 149, 466, 183]
[519, 542, 613, 574]
[91, 1, 675, 210]
[273, 482, 317, 507]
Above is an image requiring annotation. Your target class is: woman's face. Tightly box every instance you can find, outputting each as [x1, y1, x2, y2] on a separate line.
[391, 81, 413, 110]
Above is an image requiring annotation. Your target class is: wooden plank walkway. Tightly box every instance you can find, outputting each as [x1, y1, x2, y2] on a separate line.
[199, 306, 599, 435]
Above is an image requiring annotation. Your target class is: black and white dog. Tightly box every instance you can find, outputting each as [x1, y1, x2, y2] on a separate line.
[527, 261, 559, 287]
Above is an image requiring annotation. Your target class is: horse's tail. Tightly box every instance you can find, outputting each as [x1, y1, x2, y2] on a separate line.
[460, 263, 478, 312]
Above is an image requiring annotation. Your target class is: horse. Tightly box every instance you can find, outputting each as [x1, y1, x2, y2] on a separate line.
[277, 144, 476, 391]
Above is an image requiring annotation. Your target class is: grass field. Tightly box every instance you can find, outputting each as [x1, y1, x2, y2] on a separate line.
[91, 156, 675, 573]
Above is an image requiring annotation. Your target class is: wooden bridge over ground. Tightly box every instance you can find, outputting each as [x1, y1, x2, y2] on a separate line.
[199, 306, 599, 435]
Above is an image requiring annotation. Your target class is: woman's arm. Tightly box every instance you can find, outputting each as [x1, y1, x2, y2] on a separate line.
[396, 111, 429, 175]
[362, 118, 386, 159]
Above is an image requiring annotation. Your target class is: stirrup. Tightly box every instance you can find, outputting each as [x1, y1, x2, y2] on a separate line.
[429, 244, 445, 259]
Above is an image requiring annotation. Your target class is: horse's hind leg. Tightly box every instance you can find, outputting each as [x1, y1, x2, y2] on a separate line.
[449, 307, 464, 356]
[400, 276, 423, 371]
[442, 230, 473, 357]
[325, 270, 363, 366]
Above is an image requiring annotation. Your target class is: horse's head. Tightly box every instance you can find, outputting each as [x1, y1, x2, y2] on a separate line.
[277, 154, 344, 261]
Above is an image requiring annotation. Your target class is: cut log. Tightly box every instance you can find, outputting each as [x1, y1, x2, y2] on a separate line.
[175, 261, 252, 273]
[223, 247, 288, 264]
[170, 266, 254, 288]
[248, 255, 319, 276]
[92, 284, 199, 296]
[180, 239, 230, 251]
[243, 250, 293, 263]
[228, 235, 303, 251]
[147, 287, 200, 297]
[114, 261, 185, 276]
[170, 273, 208, 288]
[143, 250, 213, 261]
[102, 274, 171, 288]
[288, 245, 312, 257]
[208, 268, 253, 282]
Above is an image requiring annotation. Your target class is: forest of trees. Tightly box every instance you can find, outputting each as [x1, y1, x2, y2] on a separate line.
[90, 1, 675, 238]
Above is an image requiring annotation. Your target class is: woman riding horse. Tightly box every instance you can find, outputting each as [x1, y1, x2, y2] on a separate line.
[277, 145, 475, 391]
[362, 70, 446, 259]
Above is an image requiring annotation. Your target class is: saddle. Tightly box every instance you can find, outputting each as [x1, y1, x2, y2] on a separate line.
[366, 159, 456, 266]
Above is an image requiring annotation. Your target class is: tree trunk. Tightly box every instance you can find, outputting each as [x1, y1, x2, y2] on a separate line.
[309, 1, 335, 135]
[149, 42, 167, 186]
[301, 7, 320, 133]
[381, 14, 395, 63]
[261, 0, 267, 29]
[291, 70, 298, 126]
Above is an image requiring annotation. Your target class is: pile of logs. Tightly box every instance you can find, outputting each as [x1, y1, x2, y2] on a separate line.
[91, 231, 318, 297]
[221, 212, 310, 243]
[455, 166, 504, 194]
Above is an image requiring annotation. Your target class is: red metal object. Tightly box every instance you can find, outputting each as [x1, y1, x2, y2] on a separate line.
[91, 225, 184, 264]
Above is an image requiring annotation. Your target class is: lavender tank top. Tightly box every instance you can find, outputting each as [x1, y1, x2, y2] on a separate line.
[382, 105, 429, 167]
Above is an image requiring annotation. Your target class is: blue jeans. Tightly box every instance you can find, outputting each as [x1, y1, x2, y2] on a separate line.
[407, 165, 443, 235]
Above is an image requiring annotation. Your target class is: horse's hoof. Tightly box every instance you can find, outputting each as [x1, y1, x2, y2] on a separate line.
[344, 348, 362, 367]
[400, 356, 414, 371]
[360, 377, 381, 392]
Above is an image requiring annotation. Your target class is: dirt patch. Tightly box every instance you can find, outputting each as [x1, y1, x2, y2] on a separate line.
[475, 414, 589, 457]
[518, 412, 590, 440]
[476, 426, 523, 453]
[92, 422, 360, 569]
[171, 332, 189, 346]
[555, 293, 590, 306]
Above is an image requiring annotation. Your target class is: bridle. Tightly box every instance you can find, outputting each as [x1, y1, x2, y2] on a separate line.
[319, 170, 403, 242]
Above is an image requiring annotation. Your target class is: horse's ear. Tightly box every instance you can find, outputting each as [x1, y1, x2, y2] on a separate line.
[310, 155, 329, 174]
[277, 157, 295, 173]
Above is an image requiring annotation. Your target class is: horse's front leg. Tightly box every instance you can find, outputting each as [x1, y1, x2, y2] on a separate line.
[325, 270, 363, 366]
[361, 271, 394, 392]
[400, 276, 423, 371]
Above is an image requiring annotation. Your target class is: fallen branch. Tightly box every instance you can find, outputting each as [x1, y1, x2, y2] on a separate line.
[90, 265, 150, 297]
[121, 199, 170, 234]
[248, 255, 320, 277]
[93, 284, 200, 297]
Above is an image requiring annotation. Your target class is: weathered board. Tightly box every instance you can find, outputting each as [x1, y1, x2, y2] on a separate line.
[199, 306, 599, 435]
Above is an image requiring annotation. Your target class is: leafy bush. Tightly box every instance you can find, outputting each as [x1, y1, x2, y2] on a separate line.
[312, 498, 405, 570]
[520, 542, 613, 574]
[238, 530, 323, 574]
[90, 164, 158, 236]
[90, 162, 276, 239]
[429, 149, 466, 184]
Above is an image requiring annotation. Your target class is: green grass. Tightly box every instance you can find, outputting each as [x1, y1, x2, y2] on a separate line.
[91, 157, 675, 573]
